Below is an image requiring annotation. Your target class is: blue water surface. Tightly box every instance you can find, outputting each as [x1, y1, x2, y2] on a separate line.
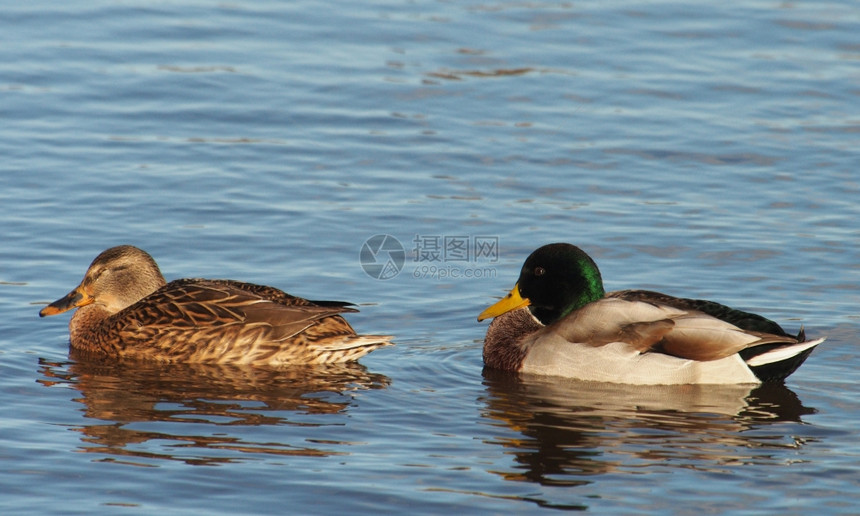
[2, 1, 859, 514]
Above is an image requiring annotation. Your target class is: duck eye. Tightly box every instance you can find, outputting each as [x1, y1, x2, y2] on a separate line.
[534, 267, 545, 277]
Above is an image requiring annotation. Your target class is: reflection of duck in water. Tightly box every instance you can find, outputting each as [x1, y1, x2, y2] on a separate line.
[479, 243, 824, 384]
[481, 369, 815, 486]
[38, 357, 390, 465]
[40, 246, 392, 365]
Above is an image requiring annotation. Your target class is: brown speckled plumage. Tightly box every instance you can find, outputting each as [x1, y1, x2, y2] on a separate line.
[40, 245, 393, 365]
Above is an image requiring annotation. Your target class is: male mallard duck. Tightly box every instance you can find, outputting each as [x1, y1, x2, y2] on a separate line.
[40, 245, 393, 365]
[478, 243, 823, 384]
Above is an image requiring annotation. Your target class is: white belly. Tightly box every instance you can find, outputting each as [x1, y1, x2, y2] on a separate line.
[520, 338, 759, 385]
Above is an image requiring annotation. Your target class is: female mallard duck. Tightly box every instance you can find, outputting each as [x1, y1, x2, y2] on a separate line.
[40, 245, 392, 365]
[478, 243, 823, 384]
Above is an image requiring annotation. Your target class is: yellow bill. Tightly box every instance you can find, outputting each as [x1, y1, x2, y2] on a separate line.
[477, 283, 530, 322]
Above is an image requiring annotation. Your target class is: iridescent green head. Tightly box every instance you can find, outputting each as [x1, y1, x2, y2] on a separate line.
[478, 243, 605, 325]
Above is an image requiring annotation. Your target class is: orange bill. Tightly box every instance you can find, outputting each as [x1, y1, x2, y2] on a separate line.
[39, 287, 92, 317]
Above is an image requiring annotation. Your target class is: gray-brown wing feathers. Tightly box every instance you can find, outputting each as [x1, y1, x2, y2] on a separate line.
[552, 298, 799, 362]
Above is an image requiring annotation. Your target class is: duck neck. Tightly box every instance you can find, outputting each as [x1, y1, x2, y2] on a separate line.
[483, 308, 543, 372]
[69, 304, 112, 351]
[531, 268, 605, 324]
[562, 267, 605, 317]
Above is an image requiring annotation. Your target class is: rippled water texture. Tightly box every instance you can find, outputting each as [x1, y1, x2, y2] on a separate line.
[2, 1, 859, 514]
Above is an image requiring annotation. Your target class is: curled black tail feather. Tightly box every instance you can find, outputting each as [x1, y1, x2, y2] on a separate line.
[746, 346, 817, 383]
